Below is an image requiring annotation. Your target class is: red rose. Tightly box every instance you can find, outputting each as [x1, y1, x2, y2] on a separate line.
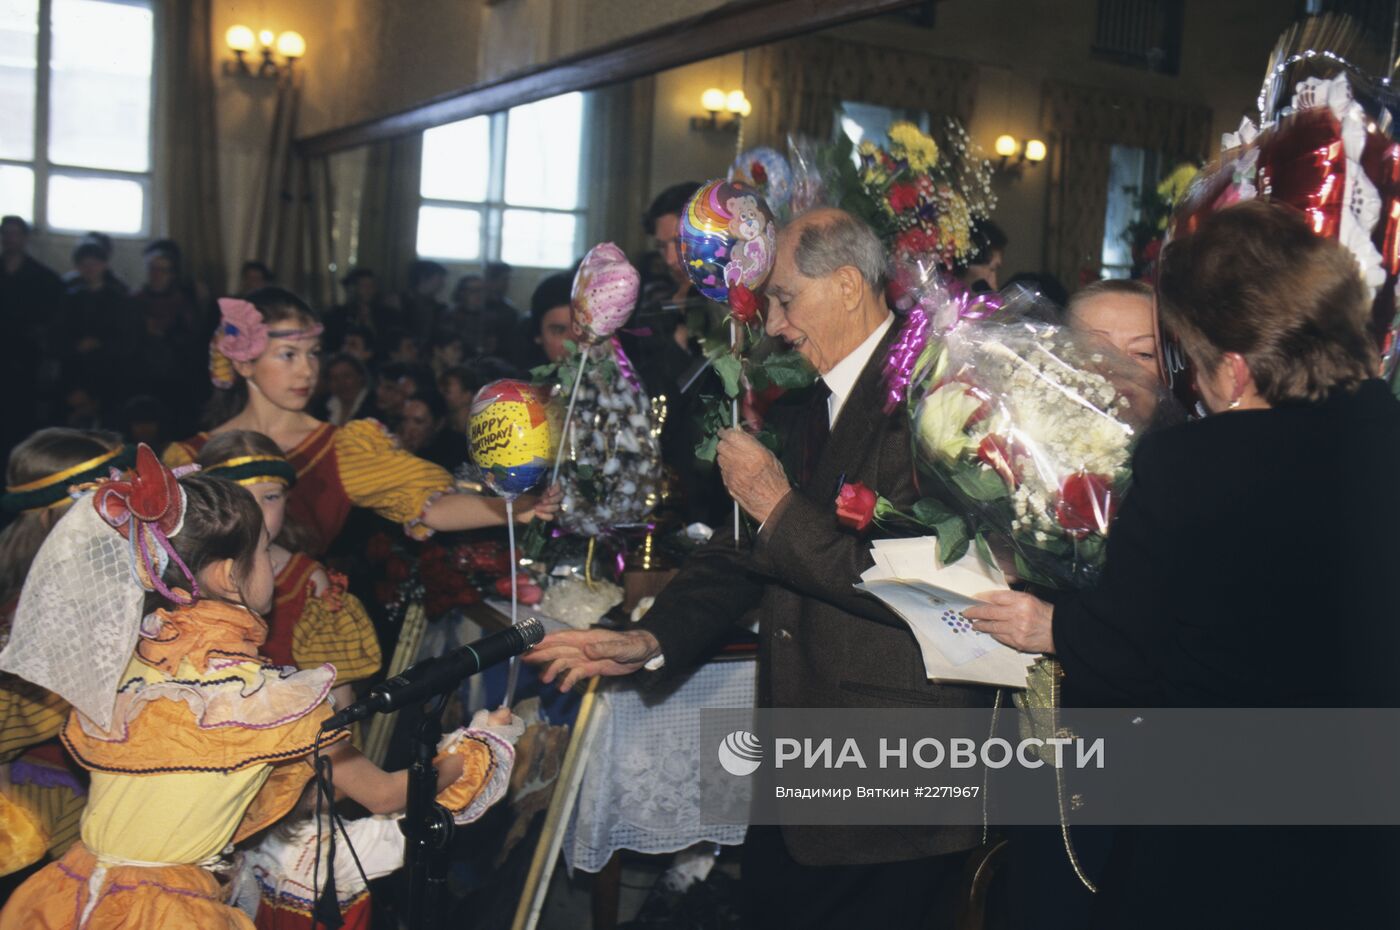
[977, 435, 1020, 488]
[835, 481, 878, 532]
[1055, 473, 1117, 538]
[888, 182, 920, 214]
[384, 556, 411, 583]
[729, 283, 761, 324]
[365, 533, 393, 563]
[495, 573, 537, 599]
[518, 582, 543, 606]
[454, 587, 482, 607]
[751, 161, 768, 185]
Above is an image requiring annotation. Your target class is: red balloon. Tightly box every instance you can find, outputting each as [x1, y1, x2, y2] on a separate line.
[1256, 108, 1346, 240]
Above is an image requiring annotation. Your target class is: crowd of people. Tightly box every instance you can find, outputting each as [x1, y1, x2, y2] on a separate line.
[4, 156, 1399, 928]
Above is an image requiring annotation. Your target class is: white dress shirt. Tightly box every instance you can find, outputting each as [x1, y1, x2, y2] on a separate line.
[819, 314, 895, 427]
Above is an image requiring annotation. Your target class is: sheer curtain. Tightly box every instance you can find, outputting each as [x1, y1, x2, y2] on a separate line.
[354, 134, 423, 297]
[1041, 82, 1212, 287]
[583, 77, 656, 259]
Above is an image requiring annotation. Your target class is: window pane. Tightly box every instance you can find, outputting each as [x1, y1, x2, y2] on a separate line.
[48, 173, 143, 233]
[421, 116, 490, 203]
[48, 0, 153, 172]
[504, 93, 582, 209]
[416, 205, 481, 261]
[1101, 144, 1147, 272]
[0, 0, 37, 160]
[0, 164, 34, 219]
[501, 209, 577, 268]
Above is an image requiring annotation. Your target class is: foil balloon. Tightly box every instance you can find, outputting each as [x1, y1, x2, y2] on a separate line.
[468, 380, 558, 499]
[1162, 65, 1400, 409]
[571, 242, 640, 344]
[729, 147, 793, 217]
[679, 179, 777, 304]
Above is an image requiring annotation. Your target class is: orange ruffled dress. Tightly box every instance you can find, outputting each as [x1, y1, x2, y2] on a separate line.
[164, 420, 455, 556]
[0, 600, 349, 930]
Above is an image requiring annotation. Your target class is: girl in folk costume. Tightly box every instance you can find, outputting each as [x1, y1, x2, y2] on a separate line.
[0, 449, 518, 929]
[0, 429, 133, 879]
[164, 288, 558, 554]
[194, 431, 380, 705]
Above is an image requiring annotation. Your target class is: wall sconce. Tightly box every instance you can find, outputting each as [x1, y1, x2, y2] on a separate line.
[690, 88, 751, 133]
[224, 25, 305, 79]
[993, 134, 1046, 178]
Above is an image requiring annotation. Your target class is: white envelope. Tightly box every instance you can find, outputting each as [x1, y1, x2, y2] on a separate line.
[857, 538, 1037, 688]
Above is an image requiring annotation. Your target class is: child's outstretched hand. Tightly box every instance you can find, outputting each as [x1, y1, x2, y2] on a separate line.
[468, 707, 526, 744]
[515, 483, 562, 522]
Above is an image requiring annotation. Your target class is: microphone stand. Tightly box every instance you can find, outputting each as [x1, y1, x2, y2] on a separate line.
[401, 692, 455, 930]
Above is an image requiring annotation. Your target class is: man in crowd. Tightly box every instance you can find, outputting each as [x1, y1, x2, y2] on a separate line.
[526, 208, 994, 929]
[396, 388, 469, 470]
[0, 215, 62, 452]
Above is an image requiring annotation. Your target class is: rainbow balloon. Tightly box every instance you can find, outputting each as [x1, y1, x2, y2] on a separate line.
[679, 179, 777, 304]
[468, 380, 558, 499]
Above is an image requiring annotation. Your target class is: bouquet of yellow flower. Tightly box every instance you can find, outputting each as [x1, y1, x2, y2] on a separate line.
[813, 118, 995, 269]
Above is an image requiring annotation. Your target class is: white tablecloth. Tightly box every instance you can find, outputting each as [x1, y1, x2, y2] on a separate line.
[563, 657, 756, 873]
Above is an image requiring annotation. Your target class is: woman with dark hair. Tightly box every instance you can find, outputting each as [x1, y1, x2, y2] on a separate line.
[163, 288, 558, 556]
[965, 200, 1400, 926]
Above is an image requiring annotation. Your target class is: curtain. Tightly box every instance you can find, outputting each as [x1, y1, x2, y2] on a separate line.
[354, 134, 424, 298]
[584, 77, 656, 260]
[745, 36, 979, 150]
[1041, 81, 1213, 287]
[238, 74, 338, 309]
[162, 0, 225, 299]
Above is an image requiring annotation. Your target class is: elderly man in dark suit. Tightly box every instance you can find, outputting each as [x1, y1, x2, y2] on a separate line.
[526, 208, 994, 928]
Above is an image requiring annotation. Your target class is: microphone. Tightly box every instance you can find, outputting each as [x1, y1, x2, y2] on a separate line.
[322, 617, 545, 730]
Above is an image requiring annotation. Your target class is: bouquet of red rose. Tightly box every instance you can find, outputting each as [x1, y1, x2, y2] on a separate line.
[908, 317, 1175, 589]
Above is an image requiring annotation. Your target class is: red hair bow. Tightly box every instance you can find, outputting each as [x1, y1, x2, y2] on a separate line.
[92, 445, 199, 603]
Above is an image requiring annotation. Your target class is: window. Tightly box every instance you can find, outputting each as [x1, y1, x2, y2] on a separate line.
[1100, 144, 1162, 279]
[1092, 0, 1182, 75]
[416, 91, 587, 269]
[835, 101, 929, 154]
[0, 0, 155, 235]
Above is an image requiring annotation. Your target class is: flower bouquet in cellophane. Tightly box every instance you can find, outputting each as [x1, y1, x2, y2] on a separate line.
[909, 318, 1175, 590]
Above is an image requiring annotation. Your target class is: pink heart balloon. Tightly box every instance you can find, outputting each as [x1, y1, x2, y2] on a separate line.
[571, 242, 640, 344]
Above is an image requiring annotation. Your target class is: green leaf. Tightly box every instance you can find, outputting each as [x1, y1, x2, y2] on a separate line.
[762, 351, 816, 389]
[951, 465, 1012, 502]
[695, 433, 719, 462]
[713, 354, 742, 398]
[911, 497, 954, 527]
[937, 521, 970, 565]
[754, 428, 781, 455]
[974, 532, 996, 571]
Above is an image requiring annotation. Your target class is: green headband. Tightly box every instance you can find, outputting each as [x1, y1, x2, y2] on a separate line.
[201, 454, 298, 488]
[2, 445, 137, 514]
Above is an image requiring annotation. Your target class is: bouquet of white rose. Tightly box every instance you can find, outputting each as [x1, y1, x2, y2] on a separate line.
[909, 318, 1173, 590]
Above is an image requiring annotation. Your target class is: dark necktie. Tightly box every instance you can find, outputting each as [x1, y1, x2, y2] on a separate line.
[800, 380, 832, 489]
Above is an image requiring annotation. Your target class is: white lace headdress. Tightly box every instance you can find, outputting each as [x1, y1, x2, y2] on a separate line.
[0, 446, 199, 731]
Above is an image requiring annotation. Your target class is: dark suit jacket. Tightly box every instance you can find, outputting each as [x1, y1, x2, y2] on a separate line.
[637, 322, 994, 867]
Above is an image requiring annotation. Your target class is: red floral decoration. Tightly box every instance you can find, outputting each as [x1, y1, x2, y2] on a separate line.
[835, 481, 878, 532]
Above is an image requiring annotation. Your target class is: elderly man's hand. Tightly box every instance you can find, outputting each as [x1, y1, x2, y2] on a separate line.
[716, 428, 790, 524]
[521, 628, 662, 693]
[962, 591, 1056, 655]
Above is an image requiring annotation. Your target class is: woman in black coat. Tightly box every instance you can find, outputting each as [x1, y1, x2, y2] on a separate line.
[967, 200, 1400, 927]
